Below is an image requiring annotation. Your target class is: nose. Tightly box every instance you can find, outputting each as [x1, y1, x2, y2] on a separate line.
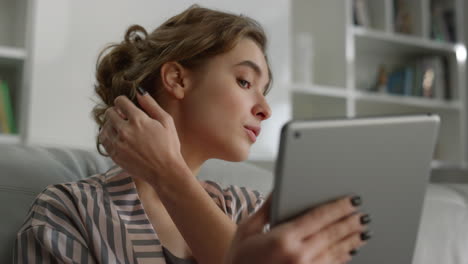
[252, 96, 272, 121]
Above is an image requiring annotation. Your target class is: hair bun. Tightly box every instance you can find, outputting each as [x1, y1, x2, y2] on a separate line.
[124, 25, 148, 46]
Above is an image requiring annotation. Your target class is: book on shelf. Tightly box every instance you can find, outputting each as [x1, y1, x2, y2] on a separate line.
[0, 88, 5, 133]
[0, 80, 16, 134]
[353, 0, 371, 27]
[386, 67, 407, 95]
[394, 0, 413, 35]
[370, 56, 449, 100]
[430, 0, 457, 43]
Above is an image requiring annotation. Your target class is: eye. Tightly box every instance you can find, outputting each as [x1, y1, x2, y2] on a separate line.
[237, 79, 251, 89]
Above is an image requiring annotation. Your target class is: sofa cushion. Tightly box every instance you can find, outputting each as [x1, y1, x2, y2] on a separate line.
[0, 144, 114, 263]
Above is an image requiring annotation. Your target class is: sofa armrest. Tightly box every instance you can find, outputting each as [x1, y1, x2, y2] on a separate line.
[413, 183, 468, 264]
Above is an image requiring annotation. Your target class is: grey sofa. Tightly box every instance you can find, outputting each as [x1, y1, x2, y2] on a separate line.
[1, 143, 468, 263]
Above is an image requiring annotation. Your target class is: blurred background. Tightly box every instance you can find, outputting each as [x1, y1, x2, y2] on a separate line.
[0, 0, 467, 174]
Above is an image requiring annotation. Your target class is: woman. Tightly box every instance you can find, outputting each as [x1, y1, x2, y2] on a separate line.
[15, 5, 370, 264]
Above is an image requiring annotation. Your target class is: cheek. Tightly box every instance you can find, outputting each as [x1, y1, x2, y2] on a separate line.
[183, 74, 252, 140]
[181, 88, 228, 134]
[192, 83, 245, 120]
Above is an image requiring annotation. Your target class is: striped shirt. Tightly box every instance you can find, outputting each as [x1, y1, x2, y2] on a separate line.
[14, 166, 264, 264]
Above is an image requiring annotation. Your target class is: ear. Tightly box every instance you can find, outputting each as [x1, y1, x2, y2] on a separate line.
[160, 61, 191, 100]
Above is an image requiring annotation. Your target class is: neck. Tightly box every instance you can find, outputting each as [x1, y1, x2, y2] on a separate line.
[166, 99, 208, 177]
[133, 138, 204, 203]
[135, 97, 207, 200]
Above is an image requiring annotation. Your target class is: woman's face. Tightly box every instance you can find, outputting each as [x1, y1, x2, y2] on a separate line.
[178, 38, 272, 162]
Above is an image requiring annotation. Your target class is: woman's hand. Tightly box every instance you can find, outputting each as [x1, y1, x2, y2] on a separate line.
[98, 88, 188, 186]
[226, 195, 370, 264]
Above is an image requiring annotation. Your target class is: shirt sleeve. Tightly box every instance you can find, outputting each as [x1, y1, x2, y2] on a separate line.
[14, 225, 95, 264]
[202, 181, 265, 224]
[13, 185, 95, 264]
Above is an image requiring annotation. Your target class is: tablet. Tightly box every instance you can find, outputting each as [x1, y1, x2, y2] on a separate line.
[270, 114, 440, 263]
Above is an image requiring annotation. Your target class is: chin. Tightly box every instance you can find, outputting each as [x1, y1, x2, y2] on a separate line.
[217, 144, 250, 162]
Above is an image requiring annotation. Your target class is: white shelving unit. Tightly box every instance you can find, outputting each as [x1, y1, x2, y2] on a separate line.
[0, 0, 32, 144]
[0, 46, 26, 61]
[0, 133, 21, 144]
[291, 0, 467, 167]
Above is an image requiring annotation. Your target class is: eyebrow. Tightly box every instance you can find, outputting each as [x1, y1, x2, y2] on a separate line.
[234, 60, 270, 95]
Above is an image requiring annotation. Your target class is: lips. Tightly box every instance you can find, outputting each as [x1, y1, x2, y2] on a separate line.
[244, 125, 261, 142]
[244, 125, 261, 137]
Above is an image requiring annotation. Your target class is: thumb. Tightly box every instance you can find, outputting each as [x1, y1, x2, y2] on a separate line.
[136, 86, 168, 121]
[238, 192, 273, 238]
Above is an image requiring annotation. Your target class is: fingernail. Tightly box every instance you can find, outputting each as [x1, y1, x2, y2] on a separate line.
[360, 231, 372, 241]
[360, 214, 371, 225]
[137, 86, 147, 95]
[350, 249, 358, 256]
[351, 196, 362, 207]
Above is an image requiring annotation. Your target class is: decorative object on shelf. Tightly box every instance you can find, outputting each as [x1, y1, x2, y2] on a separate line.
[394, 0, 413, 35]
[0, 80, 16, 134]
[294, 32, 314, 84]
[353, 0, 371, 27]
[420, 56, 448, 100]
[430, 0, 456, 43]
[369, 65, 388, 93]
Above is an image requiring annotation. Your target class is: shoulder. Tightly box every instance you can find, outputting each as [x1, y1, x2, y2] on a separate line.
[17, 168, 116, 237]
[33, 172, 107, 209]
[33, 165, 123, 206]
[201, 180, 264, 224]
[15, 166, 134, 262]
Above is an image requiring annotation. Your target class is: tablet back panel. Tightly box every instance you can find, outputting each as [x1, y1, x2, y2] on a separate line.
[271, 115, 440, 264]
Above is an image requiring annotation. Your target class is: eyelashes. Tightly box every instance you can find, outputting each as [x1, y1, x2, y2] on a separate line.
[237, 78, 251, 89]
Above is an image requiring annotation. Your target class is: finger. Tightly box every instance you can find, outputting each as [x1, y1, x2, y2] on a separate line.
[113, 96, 138, 121]
[237, 193, 272, 238]
[99, 121, 118, 150]
[115, 107, 127, 120]
[312, 230, 367, 264]
[105, 107, 127, 133]
[98, 132, 114, 156]
[303, 213, 367, 259]
[99, 123, 119, 155]
[283, 196, 360, 238]
[100, 115, 119, 139]
[136, 86, 171, 125]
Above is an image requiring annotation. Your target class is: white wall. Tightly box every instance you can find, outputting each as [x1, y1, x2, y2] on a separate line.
[25, 0, 291, 160]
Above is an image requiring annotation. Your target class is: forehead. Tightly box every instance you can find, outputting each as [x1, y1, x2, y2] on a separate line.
[226, 38, 265, 58]
[207, 38, 269, 78]
[225, 38, 268, 72]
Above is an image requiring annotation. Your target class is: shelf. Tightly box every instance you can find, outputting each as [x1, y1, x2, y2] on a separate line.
[353, 26, 458, 56]
[0, 134, 21, 144]
[431, 160, 467, 170]
[0, 46, 26, 66]
[431, 160, 468, 183]
[355, 90, 462, 110]
[291, 84, 348, 99]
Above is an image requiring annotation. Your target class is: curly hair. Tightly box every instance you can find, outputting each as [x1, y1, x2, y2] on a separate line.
[92, 4, 272, 155]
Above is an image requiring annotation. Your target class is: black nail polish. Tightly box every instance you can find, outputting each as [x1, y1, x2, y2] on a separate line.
[137, 86, 147, 95]
[360, 214, 371, 225]
[350, 249, 358, 256]
[361, 231, 372, 241]
[351, 196, 362, 207]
